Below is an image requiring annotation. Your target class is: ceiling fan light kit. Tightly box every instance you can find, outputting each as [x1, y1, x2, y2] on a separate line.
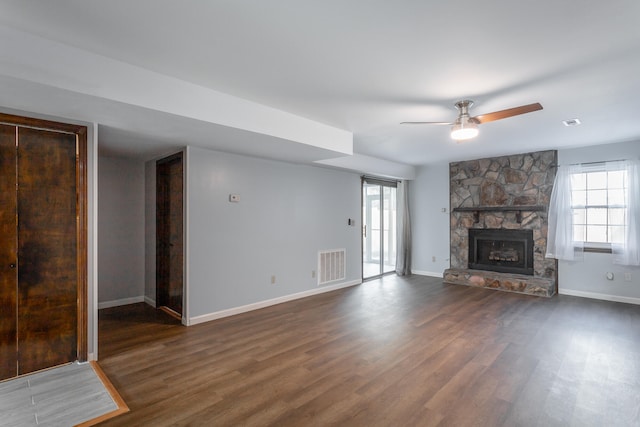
[450, 117, 479, 141]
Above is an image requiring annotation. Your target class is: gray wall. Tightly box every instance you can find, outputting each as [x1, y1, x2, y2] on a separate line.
[409, 162, 450, 276]
[97, 156, 146, 305]
[186, 146, 362, 318]
[557, 140, 640, 301]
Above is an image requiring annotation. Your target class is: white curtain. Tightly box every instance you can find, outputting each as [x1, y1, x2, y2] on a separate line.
[546, 164, 584, 261]
[395, 180, 412, 275]
[612, 160, 640, 266]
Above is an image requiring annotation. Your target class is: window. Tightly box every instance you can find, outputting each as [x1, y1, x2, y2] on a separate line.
[570, 164, 627, 247]
[547, 159, 639, 265]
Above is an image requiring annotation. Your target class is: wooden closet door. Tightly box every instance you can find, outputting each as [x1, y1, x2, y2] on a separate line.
[0, 124, 17, 380]
[17, 127, 77, 374]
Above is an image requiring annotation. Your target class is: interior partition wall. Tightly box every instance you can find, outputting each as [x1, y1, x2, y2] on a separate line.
[362, 177, 397, 279]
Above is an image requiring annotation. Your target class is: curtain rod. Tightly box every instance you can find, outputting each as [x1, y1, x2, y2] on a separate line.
[360, 175, 402, 185]
[568, 159, 626, 166]
[361, 175, 400, 184]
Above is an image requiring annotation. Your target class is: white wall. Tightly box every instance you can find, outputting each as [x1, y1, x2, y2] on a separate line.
[557, 140, 640, 303]
[97, 156, 146, 307]
[409, 162, 450, 276]
[186, 146, 362, 321]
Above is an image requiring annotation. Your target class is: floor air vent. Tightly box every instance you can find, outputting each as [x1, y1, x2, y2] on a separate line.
[318, 249, 346, 285]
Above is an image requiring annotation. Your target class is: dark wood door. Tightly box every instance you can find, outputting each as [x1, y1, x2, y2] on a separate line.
[156, 153, 184, 317]
[0, 120, 82, 381]
[0, 124, 18, 380]
[17, 128, 78, 374]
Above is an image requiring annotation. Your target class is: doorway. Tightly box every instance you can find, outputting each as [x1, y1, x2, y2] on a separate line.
[362, 178, 397, 279]
[156, 152, 184, 320]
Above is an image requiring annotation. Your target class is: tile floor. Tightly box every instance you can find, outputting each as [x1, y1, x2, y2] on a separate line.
[0, 362, 117, 426]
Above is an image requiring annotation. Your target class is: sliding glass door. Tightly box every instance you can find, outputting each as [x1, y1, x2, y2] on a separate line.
[362, 179, 397, 279]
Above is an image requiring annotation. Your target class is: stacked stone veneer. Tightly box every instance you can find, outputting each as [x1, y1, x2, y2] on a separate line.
[443, 150, 558, 297]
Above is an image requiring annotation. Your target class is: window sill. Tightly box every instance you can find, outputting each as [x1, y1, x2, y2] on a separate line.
[583, 246, 612, 254]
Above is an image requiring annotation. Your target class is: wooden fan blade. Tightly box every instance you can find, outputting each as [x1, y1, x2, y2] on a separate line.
[400, 121, 452, 125]
[474, 103, 543, 124]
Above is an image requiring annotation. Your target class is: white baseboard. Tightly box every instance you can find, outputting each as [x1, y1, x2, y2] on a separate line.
[559, 288, 640, 306]
[411, 270, 443, 278]
[98, 295, 145, 309]
[144, 296, 156, 307]
[189, 279, 361, 326]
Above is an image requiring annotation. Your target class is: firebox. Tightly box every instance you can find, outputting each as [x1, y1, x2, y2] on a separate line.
[468, 229, 534, 275]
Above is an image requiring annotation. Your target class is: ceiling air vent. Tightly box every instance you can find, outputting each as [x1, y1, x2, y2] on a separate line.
[562, 118, 581, 126]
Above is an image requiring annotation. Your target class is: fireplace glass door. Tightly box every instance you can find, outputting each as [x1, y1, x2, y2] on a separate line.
[362, 179, 397, 279]
[468, 229, 534, 275]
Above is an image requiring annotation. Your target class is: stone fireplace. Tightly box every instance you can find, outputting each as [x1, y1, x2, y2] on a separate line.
[443, 150, 558, 297]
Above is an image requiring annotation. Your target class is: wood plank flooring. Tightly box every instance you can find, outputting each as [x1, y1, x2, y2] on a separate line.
[97, 275, 640, 426]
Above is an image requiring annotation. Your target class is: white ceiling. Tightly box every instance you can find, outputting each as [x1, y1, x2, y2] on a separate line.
[1, 0, 639, 171]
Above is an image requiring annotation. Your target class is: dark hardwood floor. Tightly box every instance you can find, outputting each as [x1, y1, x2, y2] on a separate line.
[97, 275, 640, 426]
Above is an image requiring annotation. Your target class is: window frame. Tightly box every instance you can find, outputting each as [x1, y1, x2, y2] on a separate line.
[570, 163, 627, 252]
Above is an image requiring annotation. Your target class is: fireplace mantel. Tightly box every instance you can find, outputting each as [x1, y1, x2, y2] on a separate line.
[453, 205, 546, 223]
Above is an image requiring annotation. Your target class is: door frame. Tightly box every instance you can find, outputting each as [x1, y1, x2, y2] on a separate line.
[0, 112, 88, 363]
[361, 176, 397, 280]
[155, 151, 185, 321]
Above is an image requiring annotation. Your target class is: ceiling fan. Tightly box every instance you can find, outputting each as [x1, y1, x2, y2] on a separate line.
[401, 100, 543, 141]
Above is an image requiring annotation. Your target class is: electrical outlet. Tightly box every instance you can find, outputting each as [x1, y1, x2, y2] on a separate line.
[271, 275, 276, 284]
[432, 256, 436, 262]
[311, 270, 316, 278]
[624, 272, 632, 282]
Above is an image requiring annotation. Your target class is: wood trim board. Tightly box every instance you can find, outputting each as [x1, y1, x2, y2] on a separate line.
[74, 361, 129, 426]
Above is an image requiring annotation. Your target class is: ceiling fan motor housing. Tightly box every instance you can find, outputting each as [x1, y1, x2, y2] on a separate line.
[451, 100, 479, 141]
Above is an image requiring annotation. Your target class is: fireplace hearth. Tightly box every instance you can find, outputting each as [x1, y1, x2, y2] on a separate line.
[468, 229, 534, 276]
